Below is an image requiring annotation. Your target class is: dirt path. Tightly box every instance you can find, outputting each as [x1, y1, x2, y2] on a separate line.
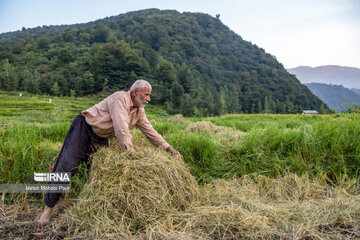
[0, 202, 89, 240]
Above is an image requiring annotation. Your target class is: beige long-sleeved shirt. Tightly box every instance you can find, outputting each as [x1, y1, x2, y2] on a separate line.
[82, 91, 170, 150]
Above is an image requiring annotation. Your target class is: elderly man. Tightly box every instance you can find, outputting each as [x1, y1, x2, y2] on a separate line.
[38, 79, 180, 224]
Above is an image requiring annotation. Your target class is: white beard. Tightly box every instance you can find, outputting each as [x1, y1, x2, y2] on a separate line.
[134, 94, 148, 108]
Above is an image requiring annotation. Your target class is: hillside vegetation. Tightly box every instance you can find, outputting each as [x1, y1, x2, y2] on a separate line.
[0, 9, 325, 116]
[305, 82, 360, 113]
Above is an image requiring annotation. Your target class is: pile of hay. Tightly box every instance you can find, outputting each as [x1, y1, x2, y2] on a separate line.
[169, 114, 190, 124]
[60, 134, 360, 239]
[186, 121, 246, 142]
[61, 140, 199, 236]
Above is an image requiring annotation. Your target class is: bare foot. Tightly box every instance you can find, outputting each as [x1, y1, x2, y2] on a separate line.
[38, 205, 53, 224]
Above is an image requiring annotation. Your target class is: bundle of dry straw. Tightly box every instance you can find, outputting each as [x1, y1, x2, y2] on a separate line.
[186, 121, 246, 142]
[60, 133, 360, 239]
[61, 135, 198, 236]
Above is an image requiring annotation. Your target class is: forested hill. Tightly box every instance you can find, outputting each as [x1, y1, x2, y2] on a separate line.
[0, 9, 325, 116]
[305, 83, 360, 113]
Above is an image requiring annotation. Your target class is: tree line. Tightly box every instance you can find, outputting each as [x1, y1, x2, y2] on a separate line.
[0, 9, 327, 116]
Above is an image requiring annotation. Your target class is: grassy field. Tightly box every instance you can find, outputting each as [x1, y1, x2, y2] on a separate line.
[0, 91, 359, 239]
[1, 91, 359, 186]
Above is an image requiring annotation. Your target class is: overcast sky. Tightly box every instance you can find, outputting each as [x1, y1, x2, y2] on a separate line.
[0, 0, 359, 69]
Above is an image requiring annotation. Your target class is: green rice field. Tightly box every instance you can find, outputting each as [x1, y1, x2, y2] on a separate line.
[1, 91, 360, 239]
[1, 91, 359, 188]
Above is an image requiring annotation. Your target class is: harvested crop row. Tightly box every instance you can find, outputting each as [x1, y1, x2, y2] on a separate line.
[59, 135, 360, 239]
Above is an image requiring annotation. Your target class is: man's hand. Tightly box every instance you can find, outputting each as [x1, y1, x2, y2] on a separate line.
[166, 146, 181, 156]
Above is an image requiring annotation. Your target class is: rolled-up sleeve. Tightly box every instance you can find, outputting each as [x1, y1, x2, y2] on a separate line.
[136, 111, 170, 150]
[107, 93, 133, 149]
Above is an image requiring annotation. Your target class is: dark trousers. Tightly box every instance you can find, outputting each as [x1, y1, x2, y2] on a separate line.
[44, 113, 108, 208]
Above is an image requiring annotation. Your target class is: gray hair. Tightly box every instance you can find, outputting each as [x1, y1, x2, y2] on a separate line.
[129, 79, 152, 91]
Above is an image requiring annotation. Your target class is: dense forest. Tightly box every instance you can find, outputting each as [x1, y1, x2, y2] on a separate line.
[305, 83, 360, 113]
[0, 9, 326, 116]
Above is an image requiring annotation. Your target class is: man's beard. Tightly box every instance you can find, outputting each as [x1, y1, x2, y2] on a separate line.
[134, 95, 148, 108]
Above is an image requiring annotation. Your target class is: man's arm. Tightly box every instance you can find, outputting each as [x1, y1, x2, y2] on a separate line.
[136, 112, 180, 156]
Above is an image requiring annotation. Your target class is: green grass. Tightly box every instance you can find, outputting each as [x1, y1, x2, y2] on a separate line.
[203, 113, 331, 132]
[0, 91, 105, 202]
[1, 91, 359, 201]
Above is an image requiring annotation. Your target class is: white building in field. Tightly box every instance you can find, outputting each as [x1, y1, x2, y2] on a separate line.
[302, 110, 319, 114]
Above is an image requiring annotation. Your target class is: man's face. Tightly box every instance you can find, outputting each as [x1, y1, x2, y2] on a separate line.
[133, 86, 151, 108]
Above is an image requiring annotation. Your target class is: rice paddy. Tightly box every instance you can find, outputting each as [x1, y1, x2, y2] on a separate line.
[0, 91, 359, 239]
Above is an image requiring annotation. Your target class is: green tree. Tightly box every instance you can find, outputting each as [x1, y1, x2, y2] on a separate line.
[7, 70, 18, 91]
[157, 61, 176, 84]
[156, 61, 176, 104]
[0, 59, 11, 90]
[124, 50, 149, 76]
[182, 93, 195, 116]
[74, 76, 84, 96]
[172, 81, 185, 111]
[82, 71, 96, 95]
[57, 49, 72, 65]
[78, 32, 91, 43]
[70, 89, 76, 98]
[51, 81, 60, 96]
[178, 63, 196, 94]
[285, 96, 295, 113]
[134, 42, 159, 68]
[257, 100, 263, 113]
[63, 29, 76, 42]
[23, 70, 40, 94]
[37, 37, 50, 50]
[264, 96, 271, 113]
[263, 96, 276, 113]
[319, 104, 327, 114]
[93, 25, 108, 43]
[219, 87, 227, 114]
